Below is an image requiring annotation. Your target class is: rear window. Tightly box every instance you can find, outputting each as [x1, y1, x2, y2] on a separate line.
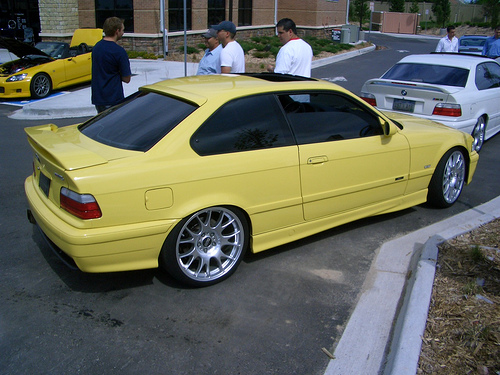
[459, 37, 486, 47]
[79, 91, 196, 151]
[382, 63, 469, 87]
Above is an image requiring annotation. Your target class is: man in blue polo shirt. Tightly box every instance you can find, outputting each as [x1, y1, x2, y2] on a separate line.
[197, 28, 222, 75]
[482, 26, 500, 58]
[91, 17, 132, 113]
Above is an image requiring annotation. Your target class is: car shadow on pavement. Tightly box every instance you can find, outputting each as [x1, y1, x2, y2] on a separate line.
[243, 207, 417, 264]
[30, 226, 192, 292]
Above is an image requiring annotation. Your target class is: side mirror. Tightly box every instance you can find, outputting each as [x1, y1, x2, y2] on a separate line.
[383, 120, 398, 136]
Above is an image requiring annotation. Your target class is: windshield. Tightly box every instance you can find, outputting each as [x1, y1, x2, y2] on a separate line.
[382, 63, 469, 87]
[79, 91, 197, 151]
[35, 42, 68, 59]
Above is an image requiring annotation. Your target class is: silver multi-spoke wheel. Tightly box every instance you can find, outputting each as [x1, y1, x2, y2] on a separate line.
[471, 116, 486, 153]
[30, 73, 52, 99]
[441, 150, 466, 204]
[161, 207, 248, 286]
[428, 148, 466, 208]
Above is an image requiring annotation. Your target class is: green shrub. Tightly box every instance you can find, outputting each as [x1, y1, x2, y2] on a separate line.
[252, 51, 271, 58]
[239, 40, 258, 54]
[127, 51, 160, 60]
[177, 46, 199, 54]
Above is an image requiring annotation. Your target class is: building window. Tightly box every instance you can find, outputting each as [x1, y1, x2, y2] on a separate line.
[208, 0, 225, 28]
[95, 0, 134, 33]
[238, 0, 252, 26]
[169, 0, 192, 32]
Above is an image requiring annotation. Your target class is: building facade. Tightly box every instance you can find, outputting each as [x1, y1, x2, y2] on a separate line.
[1, 0, 348, 55]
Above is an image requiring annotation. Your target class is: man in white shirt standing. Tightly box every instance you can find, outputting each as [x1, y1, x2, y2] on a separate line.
[267, 18, 313, 77]
[212, 21, 245, 73]
[435, 25, 459, 53]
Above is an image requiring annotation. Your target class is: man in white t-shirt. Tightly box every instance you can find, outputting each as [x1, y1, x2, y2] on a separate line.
[435, 25, 459, 53]
[267, 18, 313, 77]
[212, 21, 245, 73]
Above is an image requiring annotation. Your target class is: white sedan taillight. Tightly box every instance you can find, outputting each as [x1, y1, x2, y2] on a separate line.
[360, 92, 377, 106]
[432, 103, 461, 117]
[60, 187, 102, 219]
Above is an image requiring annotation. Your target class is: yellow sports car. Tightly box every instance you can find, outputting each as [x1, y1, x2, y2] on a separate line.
[0, 28, 102, 99]
[24, 74, 479, 286]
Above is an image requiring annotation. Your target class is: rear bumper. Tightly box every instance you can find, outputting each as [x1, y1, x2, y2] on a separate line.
[25, 175, 176, 273]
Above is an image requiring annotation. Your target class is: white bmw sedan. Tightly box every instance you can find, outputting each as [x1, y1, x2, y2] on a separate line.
[361, 53, 500, 152]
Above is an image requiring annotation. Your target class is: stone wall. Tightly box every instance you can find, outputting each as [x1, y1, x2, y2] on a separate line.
[39, 0, 79, 34]
[120, 26, 343, 57]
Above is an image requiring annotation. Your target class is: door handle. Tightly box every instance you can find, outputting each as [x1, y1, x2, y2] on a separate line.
[307, 156, 328, 164]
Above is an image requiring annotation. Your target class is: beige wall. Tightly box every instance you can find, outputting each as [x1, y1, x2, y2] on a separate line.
[38, 1, 349, 54]
[78, 0, 95, 29]
[276, 0, 347, 29]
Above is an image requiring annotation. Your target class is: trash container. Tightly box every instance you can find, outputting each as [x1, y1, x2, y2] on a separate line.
[340, 28, 351, 44]
[342, 24, 360, 43]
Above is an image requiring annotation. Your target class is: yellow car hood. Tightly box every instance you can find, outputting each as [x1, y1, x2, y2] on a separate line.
[70, 28, 103, 47]
[25, 123, 138, 171]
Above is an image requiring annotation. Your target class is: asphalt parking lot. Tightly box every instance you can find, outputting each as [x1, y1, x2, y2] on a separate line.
[1, 33, 500, 375]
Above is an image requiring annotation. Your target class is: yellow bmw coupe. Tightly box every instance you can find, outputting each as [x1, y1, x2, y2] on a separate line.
[0, 28, 102, 99]
[25, 74, 479, 286]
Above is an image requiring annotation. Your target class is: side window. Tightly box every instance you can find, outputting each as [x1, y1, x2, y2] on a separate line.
[476, 62, 500, 90]
[279, 92, 383, 145]
[191, 94, 294, 156]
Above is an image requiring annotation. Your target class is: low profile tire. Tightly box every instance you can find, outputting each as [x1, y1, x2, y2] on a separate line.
[427, 148, 466, 208]
[159, 206, 249, 287]
[30, 73, 52, 99]
[471, 116, 486, 153]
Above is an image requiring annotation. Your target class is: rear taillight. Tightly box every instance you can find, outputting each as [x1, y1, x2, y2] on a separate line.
[60, 187, 102, 219]
[432, 103, 461, 117]
[360, 92, 377, 106]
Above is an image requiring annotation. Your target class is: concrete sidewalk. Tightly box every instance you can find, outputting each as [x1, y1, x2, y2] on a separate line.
[325, 196, 500, 375]
[8, 59, 199, 120]
[7, 44, 376, 120]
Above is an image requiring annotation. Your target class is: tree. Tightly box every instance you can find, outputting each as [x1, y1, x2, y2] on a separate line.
[432, 0, 451, 28]
[409, 0, 420, 14]
[478, 0, 500, 27]
[353, 0, 370, 27]
[389, 0, 405, 13]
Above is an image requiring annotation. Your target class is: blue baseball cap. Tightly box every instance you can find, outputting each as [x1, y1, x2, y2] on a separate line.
[212, 21, 236, 34]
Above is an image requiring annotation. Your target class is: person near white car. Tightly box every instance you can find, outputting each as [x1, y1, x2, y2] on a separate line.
[435, 25, 459, 53]
[482, 26, 500, 57]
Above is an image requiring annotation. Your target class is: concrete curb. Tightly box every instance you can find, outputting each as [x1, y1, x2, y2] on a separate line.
[324, 196, 500, 375]
[312, 44, 376, 69]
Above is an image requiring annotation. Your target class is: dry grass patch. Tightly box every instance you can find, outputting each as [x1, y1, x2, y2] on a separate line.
[418, 218, 500, 374]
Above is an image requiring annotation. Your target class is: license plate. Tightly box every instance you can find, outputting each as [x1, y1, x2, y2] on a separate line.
[393, 98, 415, 113]
[39, 172, 51, 197]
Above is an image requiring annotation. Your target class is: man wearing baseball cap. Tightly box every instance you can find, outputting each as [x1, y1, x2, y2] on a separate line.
[196, 28, 222, 75]
[211, 20, 245, 73]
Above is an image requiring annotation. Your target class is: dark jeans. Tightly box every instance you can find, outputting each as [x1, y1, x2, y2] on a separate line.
[95, 104, 113, 114]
